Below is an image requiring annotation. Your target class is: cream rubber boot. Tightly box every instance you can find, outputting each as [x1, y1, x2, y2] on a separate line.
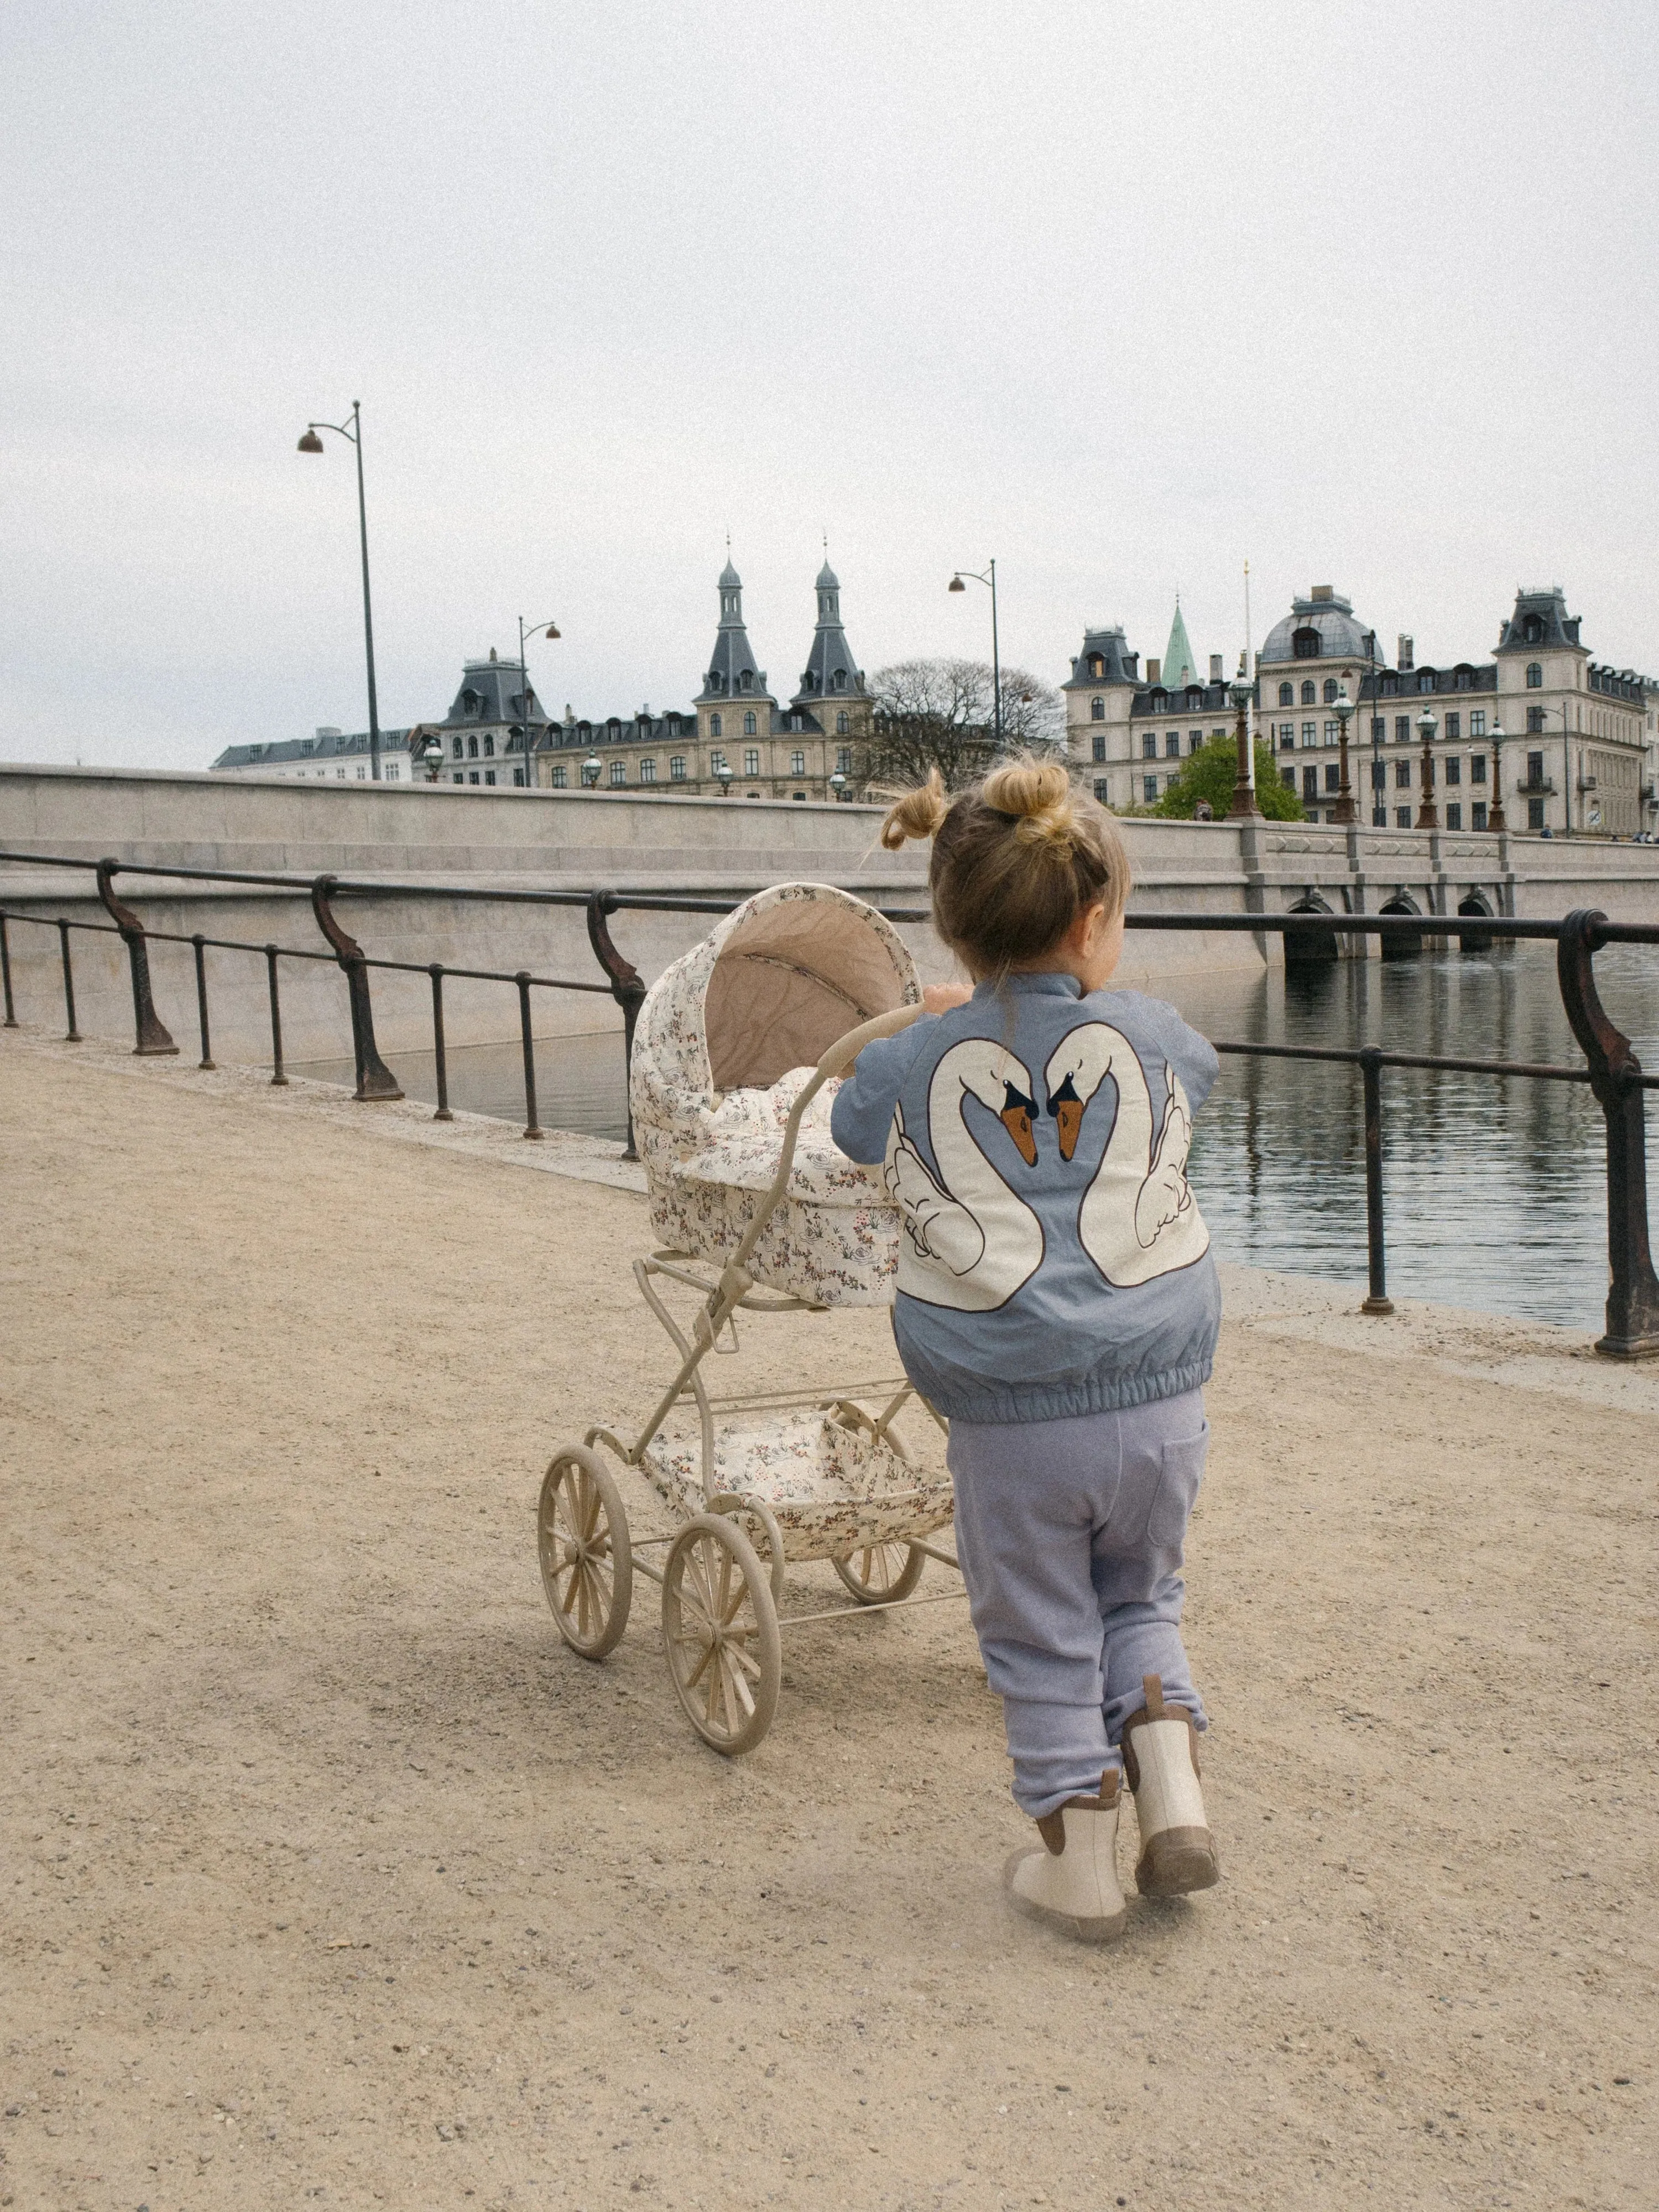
[1121, 1674, 1220, 1897]
[1002, 1773, 1127, 1942]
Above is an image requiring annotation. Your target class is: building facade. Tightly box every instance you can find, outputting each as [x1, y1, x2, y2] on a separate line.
[531, 559, 873, 799]
[418, 648, 549, 787]
[212, 726, 414, 780]
[1066, 583, 1657, 835]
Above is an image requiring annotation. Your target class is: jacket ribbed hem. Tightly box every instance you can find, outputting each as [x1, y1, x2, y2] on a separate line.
[900, 1350, 1217, 1427]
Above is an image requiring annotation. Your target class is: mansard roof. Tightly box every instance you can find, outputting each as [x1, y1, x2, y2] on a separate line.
[1064, 625, 1141, 688]
[1496, 586, 1584, 655]
[442, 651, 550, 728]
[697, 560, 774, 704]
[1259, 588, 1376, 666]
[212, 726, 413, 769]
[794, 557, 866, 706]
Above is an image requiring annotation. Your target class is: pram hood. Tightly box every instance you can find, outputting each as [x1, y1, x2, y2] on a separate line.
[631, 881, 921, 1202]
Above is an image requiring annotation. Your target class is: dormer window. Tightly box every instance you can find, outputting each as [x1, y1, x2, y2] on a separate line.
[1526, 662, 1543, 688]
[1088, 654, 1105, 679]
[1523, 615, 1544, 644]
[832, 669, 846, 691]
[1292, 627, 1321, 659]
[1418, 671, 1433, 692]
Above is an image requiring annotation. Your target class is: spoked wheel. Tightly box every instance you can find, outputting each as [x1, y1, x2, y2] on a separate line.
[538, 1443, 633, 1659]
[662, 1514, 781, 1755]
[833, 1539, 926, 1605]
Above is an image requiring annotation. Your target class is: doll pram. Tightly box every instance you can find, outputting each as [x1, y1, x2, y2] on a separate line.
[536, 883, 962, 1755]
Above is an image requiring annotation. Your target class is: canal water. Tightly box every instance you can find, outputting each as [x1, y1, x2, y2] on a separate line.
[298, 940, 1659, 1334]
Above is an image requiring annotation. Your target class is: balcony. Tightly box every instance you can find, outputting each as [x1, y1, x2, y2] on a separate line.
[1517, 775, 1556, 796]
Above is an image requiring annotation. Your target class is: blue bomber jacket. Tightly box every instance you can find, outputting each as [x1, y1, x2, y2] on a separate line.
[830, 972, 1222, 1424]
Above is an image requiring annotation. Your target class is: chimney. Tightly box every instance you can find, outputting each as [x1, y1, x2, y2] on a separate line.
[1209, 653, 1223, 681]
[1397, 633, 1414, 672]
[1311, 584, 1335, 603]
[1147, 657, 1162, 685]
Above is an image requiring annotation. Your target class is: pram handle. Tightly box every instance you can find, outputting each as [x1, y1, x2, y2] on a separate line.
[812, 999, 928, 1082]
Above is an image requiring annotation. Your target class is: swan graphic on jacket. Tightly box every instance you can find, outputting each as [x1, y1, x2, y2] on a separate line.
[830, 972, 1222, 1422]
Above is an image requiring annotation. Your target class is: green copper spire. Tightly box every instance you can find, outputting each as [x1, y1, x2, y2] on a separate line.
[1162, 601, 1199, 690]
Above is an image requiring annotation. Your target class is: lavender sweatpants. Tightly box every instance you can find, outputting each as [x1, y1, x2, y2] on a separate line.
[947, 1389, 1210, 1819]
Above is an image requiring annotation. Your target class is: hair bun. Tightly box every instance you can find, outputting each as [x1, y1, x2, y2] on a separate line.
[879, 769, 949, 852]
[982, 755, 1077, 854]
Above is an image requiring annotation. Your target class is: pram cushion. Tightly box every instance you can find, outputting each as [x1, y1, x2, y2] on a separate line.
[677, 1065, 883, 1202]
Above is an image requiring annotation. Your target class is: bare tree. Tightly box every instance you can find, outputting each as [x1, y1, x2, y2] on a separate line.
[859, 659, 1064, 792]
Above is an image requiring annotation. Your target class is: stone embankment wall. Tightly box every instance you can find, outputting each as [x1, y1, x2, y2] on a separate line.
[2, 763, 1656, 1065]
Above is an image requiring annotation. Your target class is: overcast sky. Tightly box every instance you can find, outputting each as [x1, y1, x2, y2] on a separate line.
[3, 0, 1655, 769]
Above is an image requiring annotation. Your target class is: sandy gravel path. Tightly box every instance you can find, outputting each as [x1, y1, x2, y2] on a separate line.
[2, 1036, 1656, 2212]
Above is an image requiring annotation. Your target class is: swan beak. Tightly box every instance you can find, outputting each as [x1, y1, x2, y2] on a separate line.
[1054, 1097, 1083, 1162]
[1000, 1104, 1039, 1166]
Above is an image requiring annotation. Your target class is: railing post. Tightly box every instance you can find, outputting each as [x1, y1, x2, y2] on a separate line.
[310, 875, 403, 1102]
[192, 935, 215, 1068]
[95, 859, 178, 1055]
[586, 890, 647, 1162]
[1, 914, 17, 1026]
[1557, 909, 1659, 1358]
[1359, 1046, 1393, 1314]
[265, 945, 289, 1086]
[517, 973, 544, 1139]
[429, 964, 453, 1120]
[58, 920, 82, 1041]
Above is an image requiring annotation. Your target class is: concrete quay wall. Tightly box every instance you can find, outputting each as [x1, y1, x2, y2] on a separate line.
[2, 764, 1656, 1066]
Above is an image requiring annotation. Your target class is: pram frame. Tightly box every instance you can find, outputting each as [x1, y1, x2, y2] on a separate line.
[539, 1003, 968, 1755]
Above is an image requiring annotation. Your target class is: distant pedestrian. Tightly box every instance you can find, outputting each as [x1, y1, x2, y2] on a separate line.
[832, 758, 1222, 1942]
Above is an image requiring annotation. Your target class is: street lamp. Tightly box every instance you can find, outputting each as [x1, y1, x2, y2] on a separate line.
[1415, 706, 1440, 830]
[948, 562, 1001, 749]
[1363, 629, 1385, 827]
[1227, 675, 1261, 821]
[514, 613, 561, 788]
[1488, 722, 1506, 833]
[296, 401, 384, 782]
[418, 731, 446, 784]
[1330, 684, 1357, 826]
[582, 753, 601, 789]
[829, 770, 846, 801]
[716, 762, 733, 797]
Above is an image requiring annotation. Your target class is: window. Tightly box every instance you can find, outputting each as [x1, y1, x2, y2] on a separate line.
[1455, 669, 1472, 691]
[1526, 750, 1545, 785]
[640, 758, 656, 783]
[1279, 723, 1294, 750]
[832, 670, 847, 692]
[836, 746, 852, 773]
[1092, 698, 1105, 721]
[1371, 718, 1385, 742]
[1470, 709, 1486, 738]
[1323, 720, 1338, 744]
[1166, 773, 1181, 793]
[1526, 662, 1543, 688]
[513, 768, 524, 787]
[1093, 778, 1109, 804]
[1396, 807, 1412, 827]
[1165, 734, 1180, 759]
[1523, 614, 1544, 644]
[743, 712, 757, 737]
[1088, 655, 1105, 679]
[484, 769, 495, 785]
[1528, 796, 1545, 830]
[356, 765, 366, 779]
[1371, 759, 1386, 790]
[1293, 629, 1321, 660]
[1396, 717, 1411, 742]
[1445, 756, 1462, 786]
[1472, 801, 1488, 830]
[1302, 766, 1318, 801]
[1191, 732, 1204, 754]
[1092, 732, 1106, 763]
[483, 733, 494, 757]
[609, 760, 625, 786]
[1282, 768, 1296, 789]
[1142, 775, 1159, 804]
[710, 713, 722, 737]
[467, 735, 479, 759]
[1418, 672, 1433, 693]
[337, 767, 347, 779]
[1141, 733, 1157, 760]
[551, 763, 567, 787]
[739, 671, 752, 692]
[468, 770, 479, 784]
[790, 748, 805, 775]
[1301, 722, 1317, 748]
[1446, 803, 1462, 829]
[792, 792, 806, 801]
[452, 737, 463, 759]
[1395, 760, 1411, 789]
[709, 750, 727, 775]
[836, 711, 849, 734]
[1324, 763, 1340, 792]
[1470, 753, 1486, 782]
[670, 755, 686, 781]
[1300, 680, 1316, 705]
[1527, 706, 1545, 734]
[1442, 712, 1459, 740]
[452, 771, 463, 784]
[1322, 678, 1338, 704]
[744, 747, 760, 775]
[386, 763, 399, 780]
[1278, 683, 1293, 707]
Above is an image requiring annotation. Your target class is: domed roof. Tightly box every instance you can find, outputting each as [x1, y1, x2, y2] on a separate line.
[719, 557, 742, 589]
[1259, 589, 1375, 666]
[816, 558, 839, 590]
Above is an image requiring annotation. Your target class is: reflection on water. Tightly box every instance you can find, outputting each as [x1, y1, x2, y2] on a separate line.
[298, 943, 1659, 1332]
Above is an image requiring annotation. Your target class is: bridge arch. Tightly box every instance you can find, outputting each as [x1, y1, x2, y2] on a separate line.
[1379, 891, 1425, 961]
[1285, 891, 1340, 966]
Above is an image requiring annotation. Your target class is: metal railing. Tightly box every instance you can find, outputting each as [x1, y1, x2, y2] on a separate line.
[2, 849, 1656, 1359]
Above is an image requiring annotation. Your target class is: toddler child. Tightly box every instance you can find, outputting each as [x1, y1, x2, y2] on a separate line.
[831, 758, 1222, 1942]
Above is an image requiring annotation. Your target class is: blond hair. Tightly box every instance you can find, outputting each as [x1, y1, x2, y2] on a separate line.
[880, 755, 1130, 974]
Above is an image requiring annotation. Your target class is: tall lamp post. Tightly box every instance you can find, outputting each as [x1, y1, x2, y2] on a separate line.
[513, 613, 561, 788]
[948, 562, 1001, 750]
[1415, 706, 1440, 830]
[1488, 722, 1506, 832]
[297, 401, 384, 782]
[1227, 675, 1261, 820]
[1331, 685, 1358, 826]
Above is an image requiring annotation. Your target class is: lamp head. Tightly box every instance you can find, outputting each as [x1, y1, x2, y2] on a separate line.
[296, 429, 325, 454]
[1331, 685, 1355, 728]
[947, 575, 966, 593]
[544, 624, 561, 640]
[829, 771, 846, 790]
[1417, 707, 1439, 742]
[1228, 677, 1253, 711]
[1490, 721, 1504, 742]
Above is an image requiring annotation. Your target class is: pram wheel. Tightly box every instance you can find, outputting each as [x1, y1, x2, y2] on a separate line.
[833, 1541, 926, 1605]
[662, 1515, 782, 1755]
[538, 1444, 634, 1660]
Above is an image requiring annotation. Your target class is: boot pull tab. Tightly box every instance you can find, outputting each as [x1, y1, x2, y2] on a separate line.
[1142, 1673, 1167, 1720]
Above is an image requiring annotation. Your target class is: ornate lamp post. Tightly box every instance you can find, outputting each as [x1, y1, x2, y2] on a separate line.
[948, 562, 1001, 749]
[1488, 721, 1506, 832]
[581, 752, 601, 789]
[1227, 675, 1261, 821]
[296, 401, 384, 782]
[1330, 684, 1357, 825]
[418, 732, 446, 784]
[716, 761, 733, 797]
[829, 770, 847, 801]
[1415, 706, 1440, 830]
[513, 613, 561, 787]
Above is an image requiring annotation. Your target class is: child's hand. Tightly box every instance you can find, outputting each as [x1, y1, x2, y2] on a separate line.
[922, 982, 973, 1014]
